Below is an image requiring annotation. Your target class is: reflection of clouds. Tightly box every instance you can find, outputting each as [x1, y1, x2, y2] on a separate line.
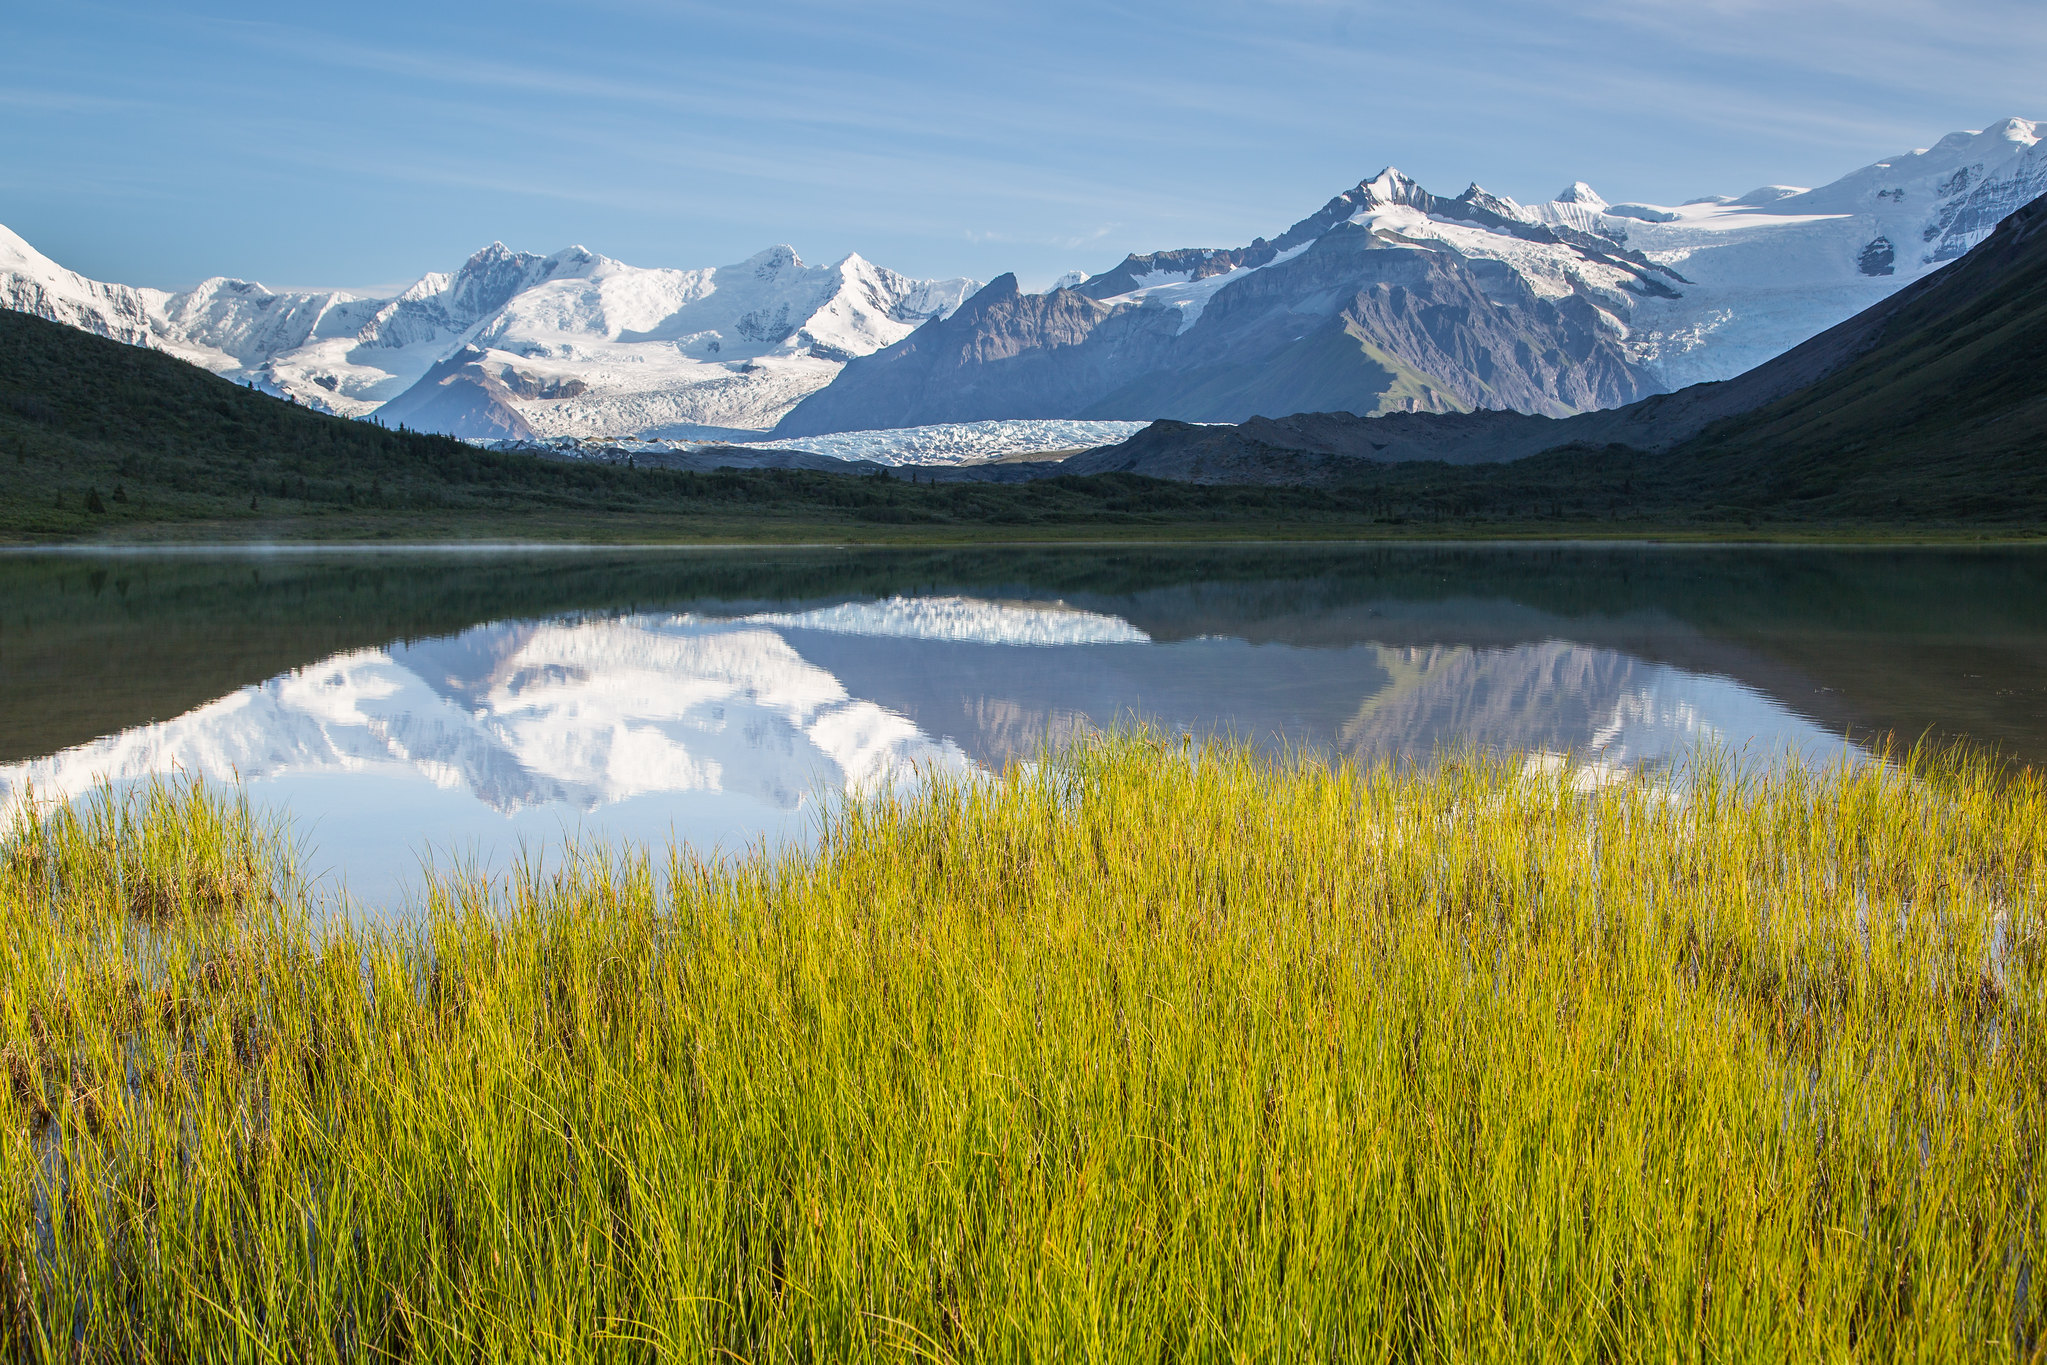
[0, 617, 969, 817]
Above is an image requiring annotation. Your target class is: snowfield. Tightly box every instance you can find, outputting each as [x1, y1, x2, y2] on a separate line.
[1100, 242, 1317, 334]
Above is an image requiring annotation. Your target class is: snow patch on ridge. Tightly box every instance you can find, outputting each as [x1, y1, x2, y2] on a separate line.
[1093, 241, 1316, 333]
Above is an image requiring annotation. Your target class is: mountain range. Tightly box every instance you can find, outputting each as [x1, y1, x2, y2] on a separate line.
[0, 117, 2041, 450]
[0, 229, 976, 440]
[776, 119, 2045, 436]
[1063, 173, 2047, 509]
[4, 155, 2041, 535]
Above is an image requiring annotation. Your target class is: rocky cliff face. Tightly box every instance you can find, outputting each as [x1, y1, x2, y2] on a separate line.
[775, 210, 1666, 437]
[1090, 217, 1659, 418]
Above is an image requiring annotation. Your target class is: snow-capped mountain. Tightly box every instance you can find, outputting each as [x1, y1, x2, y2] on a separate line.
[0, 227, 978, 439]
[6, 118, 2039, 444]
[776, 118, 2045, 435]
[1068, 177, 2047, 485]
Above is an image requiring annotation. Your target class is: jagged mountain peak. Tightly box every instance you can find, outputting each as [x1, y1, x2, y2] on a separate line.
[1458, 183, 1526, 219]
[1255, 167, 1438, 252]
[1360, 167, 1423, 200]
[1555, 182, 1608, 210]
[981, 271, 1022, 295]
[744, 244, 804, 274]
[547, 244, 604, 270]
[447, 241, 555, 290]
[440, 247, 564, 327]
[453, 239, 602, 275]
[777, 156, 1677, 436]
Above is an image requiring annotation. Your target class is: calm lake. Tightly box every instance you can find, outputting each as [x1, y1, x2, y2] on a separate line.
[4, 544, 2044, 905]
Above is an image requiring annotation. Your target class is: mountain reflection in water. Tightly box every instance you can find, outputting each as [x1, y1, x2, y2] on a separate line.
[1, 590, 1855, 905]
[6, 544, 2042, 908]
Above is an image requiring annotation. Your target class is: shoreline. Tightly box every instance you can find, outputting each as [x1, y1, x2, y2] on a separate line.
[5, 525, 2046, 553]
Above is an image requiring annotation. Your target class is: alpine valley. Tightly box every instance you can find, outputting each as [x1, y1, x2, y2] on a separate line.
[1, 117, 2041, 444]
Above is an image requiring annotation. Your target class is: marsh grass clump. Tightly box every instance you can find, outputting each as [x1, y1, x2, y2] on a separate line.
[1, 737, 2044, 1361]
[7, 775, 278, 928]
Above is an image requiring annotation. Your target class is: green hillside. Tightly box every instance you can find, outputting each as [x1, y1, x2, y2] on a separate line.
[1660, 194, 2047, 520]
[0, 307, 1413, 541]
[0, 305, 685, 536]
[0, 305, 1766, 542]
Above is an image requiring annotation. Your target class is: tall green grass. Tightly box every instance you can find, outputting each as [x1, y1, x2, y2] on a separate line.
[2, 737, 2043, 1361]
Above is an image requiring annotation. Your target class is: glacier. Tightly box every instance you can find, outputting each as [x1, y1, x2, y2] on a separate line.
[729, 418, 1152, 465]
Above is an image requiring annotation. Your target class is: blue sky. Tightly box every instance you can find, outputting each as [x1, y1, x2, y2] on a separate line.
[5, 0, 2043, 294]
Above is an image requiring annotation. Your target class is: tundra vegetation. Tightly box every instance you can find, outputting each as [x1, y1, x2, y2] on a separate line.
[4, 307, 2042, 543]
[2, 735, 2043, 1360]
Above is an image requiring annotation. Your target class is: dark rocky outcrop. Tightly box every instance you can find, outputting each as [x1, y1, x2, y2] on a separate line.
[370, 346, 536, 440]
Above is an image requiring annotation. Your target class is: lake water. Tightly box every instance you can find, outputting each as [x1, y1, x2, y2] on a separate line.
[4, 544, 2044, 907]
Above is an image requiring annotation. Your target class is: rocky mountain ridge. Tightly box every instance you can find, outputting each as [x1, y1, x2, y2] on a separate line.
[1061, 185, 2047, 496]
[777, 119, 2045, 437]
